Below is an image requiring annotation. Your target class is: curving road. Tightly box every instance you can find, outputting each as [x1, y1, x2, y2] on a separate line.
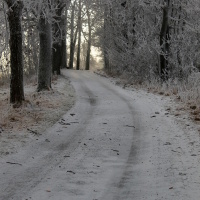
[0, 70, 193, 200]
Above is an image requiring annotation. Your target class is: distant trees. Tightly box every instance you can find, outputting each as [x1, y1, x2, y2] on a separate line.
[68, 0, 97, 70]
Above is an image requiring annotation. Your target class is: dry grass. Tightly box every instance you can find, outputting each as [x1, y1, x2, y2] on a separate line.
[0, 75, 75, 134]
[0, 74, 75, 156]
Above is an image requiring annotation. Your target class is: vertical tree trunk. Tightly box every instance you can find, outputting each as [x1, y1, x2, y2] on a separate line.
[160, 0, 170, 81]
[69, 2, 75, 69]
[6, 0, 25, 105]
[52, 42, 62, 75]
[53, 0, 71, 72]
[52, 2, 64, 75]
[85, 8, 91, 71]
[103, 4, 110, 71]
[61, 32, 67, 69]
[37, 15, 52, 91]
[61, 1, 71, 69]
[61, 9, 67, 69]
[76, 0, 81, 70]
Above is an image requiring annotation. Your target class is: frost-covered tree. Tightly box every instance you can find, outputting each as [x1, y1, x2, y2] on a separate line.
[97, 0, 200, 83]
[52, 0, 70, 75]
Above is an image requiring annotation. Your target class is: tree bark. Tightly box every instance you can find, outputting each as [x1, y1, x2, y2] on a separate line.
[6, 0, 25, 105]
[103, 4, 111, 71]
[76, 0, 81, 70]
[61, 10, 67, 69]
[85, 8, 91, 70]
[160, 0, 170, 81]
[37, 14, 52, 91]
[69, 1, 75, 69]
[52, 2, 63, 75]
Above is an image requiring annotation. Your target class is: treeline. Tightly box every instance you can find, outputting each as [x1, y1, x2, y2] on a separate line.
[0, 0, 71, 105]
[99, 0, 200, 84]
[1, 0, 200, 106]
[0, 0, 96, 106]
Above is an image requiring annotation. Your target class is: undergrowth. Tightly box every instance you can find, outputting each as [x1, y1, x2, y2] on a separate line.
[96, 69, 200, 122]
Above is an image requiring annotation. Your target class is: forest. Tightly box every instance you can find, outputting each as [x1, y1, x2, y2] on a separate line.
[1, 0, 200, 106]
[1, 1, 200, 199]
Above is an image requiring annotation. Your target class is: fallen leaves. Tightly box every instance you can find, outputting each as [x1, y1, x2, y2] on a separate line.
[67, 170, 76, 174]
[6, 161, 22, 166]
[164, 142, 172, 145]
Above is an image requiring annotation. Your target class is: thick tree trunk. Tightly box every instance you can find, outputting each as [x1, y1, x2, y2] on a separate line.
[160, 0, 170, 81]
[6, 0, 25, 105]
[37, 15, 52, 91]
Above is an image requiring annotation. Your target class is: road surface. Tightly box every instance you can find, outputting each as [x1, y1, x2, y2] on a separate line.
[0, 70, 198, 200]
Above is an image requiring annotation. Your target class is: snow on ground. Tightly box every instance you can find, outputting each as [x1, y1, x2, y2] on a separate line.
[0, 70, 200, 199]
[94, 69, 200, 199]
[126, 89, 200, 199]
[0, 75, 75, 157]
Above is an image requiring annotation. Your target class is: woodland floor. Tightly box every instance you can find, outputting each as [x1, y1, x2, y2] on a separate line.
[0, 75, 75, 157]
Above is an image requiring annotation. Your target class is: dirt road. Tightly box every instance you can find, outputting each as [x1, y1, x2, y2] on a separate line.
[0, 70, 199, 200]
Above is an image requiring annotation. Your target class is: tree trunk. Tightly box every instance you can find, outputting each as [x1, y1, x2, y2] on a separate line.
[37, 14, 52, 91]
[61, 1, 71, 69]
[6, 0, 25, 105]
[103, 4, 110, 71]
[61, 34, 67, 69]
[76, 0, 81, 70]
[52, 2, 64, 75]
[160, 0, 170, 81]
[52, 42, 62, 75]
[61, 10, 67, 69]
[69, 2, 75, 69]
[85, 8, 91, 71]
